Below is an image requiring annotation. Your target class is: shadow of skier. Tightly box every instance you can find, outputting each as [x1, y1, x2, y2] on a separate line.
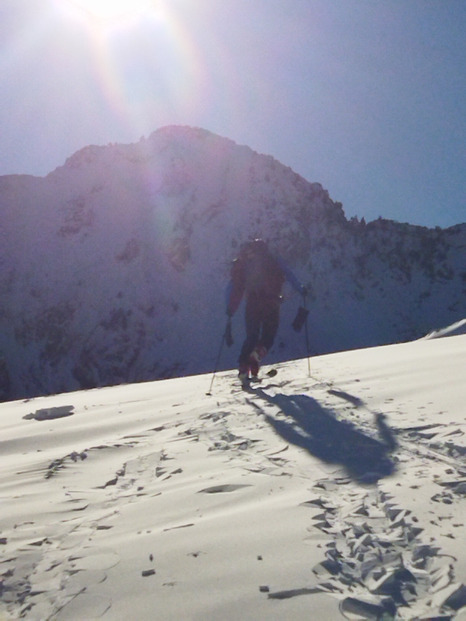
[254, 388, 396, 483]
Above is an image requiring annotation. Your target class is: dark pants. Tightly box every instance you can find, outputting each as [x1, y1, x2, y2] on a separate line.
[239, 295, 280, 366]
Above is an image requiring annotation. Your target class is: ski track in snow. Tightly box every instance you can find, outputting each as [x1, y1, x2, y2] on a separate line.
[1, 339, 466, 620]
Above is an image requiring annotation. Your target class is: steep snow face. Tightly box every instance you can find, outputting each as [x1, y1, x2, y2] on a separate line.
[0, 126, 464, 401]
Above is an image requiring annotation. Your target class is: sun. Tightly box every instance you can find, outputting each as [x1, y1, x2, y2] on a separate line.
[64, 0, 156, 26]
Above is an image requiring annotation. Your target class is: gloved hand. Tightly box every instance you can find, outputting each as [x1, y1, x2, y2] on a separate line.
[292, 305, 309, 332]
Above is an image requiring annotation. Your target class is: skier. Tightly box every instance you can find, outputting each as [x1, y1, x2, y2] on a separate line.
[226, 239, 306, 383]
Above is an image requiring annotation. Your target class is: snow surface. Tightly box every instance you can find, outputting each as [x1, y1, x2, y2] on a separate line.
[1, 332, 466, 620]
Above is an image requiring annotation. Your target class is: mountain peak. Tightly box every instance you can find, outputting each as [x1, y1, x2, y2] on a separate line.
[0, 128, 464, 401]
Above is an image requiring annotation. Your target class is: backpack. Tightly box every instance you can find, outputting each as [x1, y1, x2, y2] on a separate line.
[240, 243, 284, 299]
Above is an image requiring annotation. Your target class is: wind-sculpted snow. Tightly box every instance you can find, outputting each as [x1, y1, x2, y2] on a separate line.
[422, 318, 466, 339]
[0, 126, 464, 401]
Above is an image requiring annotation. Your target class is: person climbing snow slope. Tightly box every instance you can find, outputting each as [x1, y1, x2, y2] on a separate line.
[226, 239, 306, 384]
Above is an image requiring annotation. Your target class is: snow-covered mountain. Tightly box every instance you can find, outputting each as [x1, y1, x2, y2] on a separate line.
[0, 126, 464, 401]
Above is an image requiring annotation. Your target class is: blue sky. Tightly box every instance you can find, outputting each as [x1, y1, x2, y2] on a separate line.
[1, 0, 465, 227]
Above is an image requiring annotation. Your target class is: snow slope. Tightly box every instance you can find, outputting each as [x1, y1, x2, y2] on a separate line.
[1, 332, 465, 620]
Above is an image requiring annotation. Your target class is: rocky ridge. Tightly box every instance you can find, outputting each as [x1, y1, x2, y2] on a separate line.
[0, 126, 464, 401]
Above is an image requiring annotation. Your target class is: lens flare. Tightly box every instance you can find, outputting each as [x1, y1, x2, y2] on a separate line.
[65, 0, 155, 25]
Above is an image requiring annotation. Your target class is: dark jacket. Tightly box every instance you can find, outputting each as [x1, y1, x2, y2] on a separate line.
[226, 247, 304, 316]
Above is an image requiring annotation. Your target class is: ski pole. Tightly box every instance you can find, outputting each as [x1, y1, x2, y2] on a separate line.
[302, 292, 311, 377]
[206, 319, 230, 396]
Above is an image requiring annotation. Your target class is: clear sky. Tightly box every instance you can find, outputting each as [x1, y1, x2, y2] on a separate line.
[1, 0, 465, 228]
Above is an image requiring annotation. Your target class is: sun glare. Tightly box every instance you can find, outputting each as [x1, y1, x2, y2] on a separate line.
[64, 0, 156, 26]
